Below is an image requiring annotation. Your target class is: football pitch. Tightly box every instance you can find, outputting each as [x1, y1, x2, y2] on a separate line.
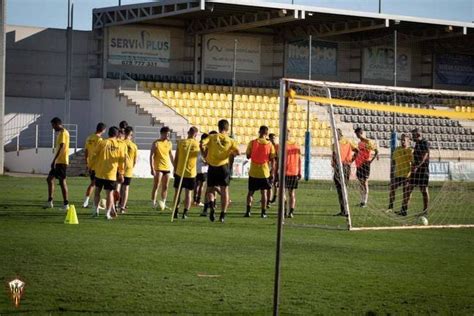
[0, 175, 473, 314]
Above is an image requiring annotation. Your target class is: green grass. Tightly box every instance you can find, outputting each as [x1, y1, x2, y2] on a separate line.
[0, 176, 473, 315]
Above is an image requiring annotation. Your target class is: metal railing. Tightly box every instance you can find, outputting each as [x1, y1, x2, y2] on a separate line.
[133, 125, 181, 150]
[7, 124, 78, 156]
[3, 113, 41, 145]
[118, 72, 139, 91]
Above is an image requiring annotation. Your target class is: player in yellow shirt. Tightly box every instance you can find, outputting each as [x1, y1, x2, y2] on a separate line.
[113, 128, 128, 212]
[82, 122, 106, 208]
[244, 126, 276, 218]
[45, 117, 70, 210]
[150, 126, 174, 210]
[171, 127, 200, 219]
[93, 126, 126, 220]
[119, 126, 138, 213]
[201, 119, 239, 223]
[387, 133, 413, 212]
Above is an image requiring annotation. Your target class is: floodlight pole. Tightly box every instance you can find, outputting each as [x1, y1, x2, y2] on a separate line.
[65, 0, 73, 125]
[304, 35, 312, 181]
[0, 0, 5, 175]
[230, 39, 237, 137]
[390, 29, 398, 181]
[273, 79, 289, 316]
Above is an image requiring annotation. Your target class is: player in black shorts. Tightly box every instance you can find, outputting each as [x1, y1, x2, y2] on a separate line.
[201, 120, 239, 223]
[399, 129, 430, 216]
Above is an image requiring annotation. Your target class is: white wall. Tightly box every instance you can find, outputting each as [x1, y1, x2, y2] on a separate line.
[5, 148, 76, 174]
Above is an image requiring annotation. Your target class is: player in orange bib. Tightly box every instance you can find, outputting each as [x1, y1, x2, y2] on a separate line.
[354, 127, 379, 208]
[283, 129, 301, 219]
[332, 129, 358, 216]
[244, 126, 276, 218]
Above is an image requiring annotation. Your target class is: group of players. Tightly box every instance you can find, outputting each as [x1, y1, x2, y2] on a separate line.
[333, 127, 430, 217]
[44, 117, 302, 222]
[45, 115, 428, 221]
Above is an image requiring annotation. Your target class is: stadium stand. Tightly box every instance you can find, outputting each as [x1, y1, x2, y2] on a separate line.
[141, 82, 333, 147]
[334, 106, 474, 150]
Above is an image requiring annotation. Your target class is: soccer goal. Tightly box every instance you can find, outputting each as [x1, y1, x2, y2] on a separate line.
[277, 78, 474, 231]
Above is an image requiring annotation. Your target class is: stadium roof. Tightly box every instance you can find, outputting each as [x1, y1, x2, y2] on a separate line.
[93, 0, 474, 38]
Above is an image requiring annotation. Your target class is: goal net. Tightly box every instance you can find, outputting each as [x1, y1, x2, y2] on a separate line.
[277, 78, 474, 230]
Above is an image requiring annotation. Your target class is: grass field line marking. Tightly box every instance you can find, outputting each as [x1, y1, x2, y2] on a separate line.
[350, 224, 474, 231]
[197, 273, 222, 278]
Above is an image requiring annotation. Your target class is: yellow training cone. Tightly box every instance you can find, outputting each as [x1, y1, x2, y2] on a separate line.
[64, 205, 79, 225]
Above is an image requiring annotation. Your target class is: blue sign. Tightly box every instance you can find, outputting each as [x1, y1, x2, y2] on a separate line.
[435, 53, 474, 86]
[287, 40, 337, 76]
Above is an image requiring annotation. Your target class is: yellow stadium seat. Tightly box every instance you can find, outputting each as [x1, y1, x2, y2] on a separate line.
[145, 82, 153, 89]
[196, 92, 204, 100]
[170, 83, 177, 90]
[249, 95, 256, 102]
[184, 83, 193, 90]
[191, 84, 199, 91]
[468, 107, 472, 113]
[222, 86, 231, 93]
[166, 91, 174, 98]
[321, 122, 328, 129]
[241, 95, 249, 102]
[241, 118, 248, 127]
[255, 95, 263, 103]
[158, 90, 167, 98]
[212, 93, 219, 101]
[182, 92, 190, 99]
[174, 91, 182, 99]
[177, 83, 185, 90]
[205, 92, 212, 100]
[154, 82, 163, 89]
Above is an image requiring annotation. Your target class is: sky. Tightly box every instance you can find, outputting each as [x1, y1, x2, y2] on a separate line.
[6, 0, 474, 31]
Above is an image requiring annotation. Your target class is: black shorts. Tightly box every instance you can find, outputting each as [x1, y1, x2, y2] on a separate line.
[196, 173, 207, 183]
[248, 176, 272, 192]
[285, 176, 299, 189]
[158, 170, 170, 175]
[334, 164, 351, 184]
[89, 170, 96, 181]
[95, 177, 117, 191]
[173, 174, 196, 190]
[207, 165, 231, 187]
[123, 177, 132, 186]
[49, 164, 67, 180]
[356, 162, 371, 180]
[391, 177, 408, 186]
[410, 170, 429, 187]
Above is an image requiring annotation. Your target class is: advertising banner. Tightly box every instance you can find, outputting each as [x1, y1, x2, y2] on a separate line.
[287, 40, 337, 76]
[435, 53, 474, 86]
[204, 34, 261, 73]
[363, 46, 411, 81]
[108, 26, 170, 68]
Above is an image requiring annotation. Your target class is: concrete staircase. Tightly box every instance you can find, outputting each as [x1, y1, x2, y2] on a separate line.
[118, 89, 190, 139]
[4, 113, 41, 146]
[67, 150, 86, 177]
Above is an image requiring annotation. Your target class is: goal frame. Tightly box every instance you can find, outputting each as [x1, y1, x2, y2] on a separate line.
[277, 78, 474, 232]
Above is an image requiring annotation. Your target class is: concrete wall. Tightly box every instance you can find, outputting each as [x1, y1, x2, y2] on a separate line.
[5, 25, 96, 99]
[5, 96, 91, 146]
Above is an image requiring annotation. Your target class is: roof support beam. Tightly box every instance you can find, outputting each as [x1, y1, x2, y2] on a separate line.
[187, 10, 300, 34]
[92, 0, 201, 29]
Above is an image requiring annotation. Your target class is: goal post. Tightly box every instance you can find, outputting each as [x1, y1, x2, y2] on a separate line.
[277, 78, 474, 231]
